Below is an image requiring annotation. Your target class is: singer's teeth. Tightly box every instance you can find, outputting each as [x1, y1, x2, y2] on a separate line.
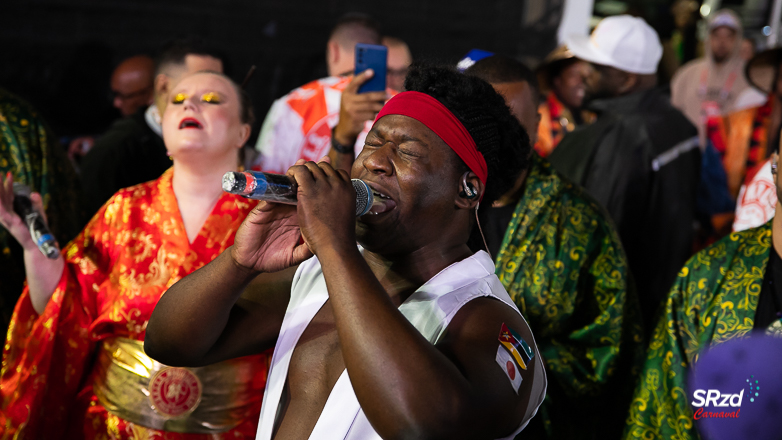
[368, 199, 396, 215]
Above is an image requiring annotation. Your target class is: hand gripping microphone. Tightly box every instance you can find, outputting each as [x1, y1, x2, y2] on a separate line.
[12, 182, 60, 259]
[222, 171, 394, 216]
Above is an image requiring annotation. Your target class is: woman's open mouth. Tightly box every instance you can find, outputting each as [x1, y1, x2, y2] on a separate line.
[179, 117, 203, 129]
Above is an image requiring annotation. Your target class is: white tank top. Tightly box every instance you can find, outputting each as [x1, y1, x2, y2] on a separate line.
[256, 250, 546, 440]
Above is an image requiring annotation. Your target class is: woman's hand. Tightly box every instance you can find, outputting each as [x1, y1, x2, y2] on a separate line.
[2, 172, 65, 314]
[0, 172, 43, 250]
[287, 157, 357, 256]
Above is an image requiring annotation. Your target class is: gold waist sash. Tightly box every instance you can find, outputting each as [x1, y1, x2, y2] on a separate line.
[93, 337, 264, 434]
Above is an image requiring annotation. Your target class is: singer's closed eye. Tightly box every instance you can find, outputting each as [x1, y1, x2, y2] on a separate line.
[364, 133, 383, 147]
[398, 149, 420, 157]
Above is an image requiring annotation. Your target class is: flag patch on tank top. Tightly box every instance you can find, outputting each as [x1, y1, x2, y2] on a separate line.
[496, 345, 522, 394]
[498, 322, 534, 370]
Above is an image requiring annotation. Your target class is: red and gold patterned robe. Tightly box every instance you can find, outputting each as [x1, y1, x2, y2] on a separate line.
[1, 169, 269, 439]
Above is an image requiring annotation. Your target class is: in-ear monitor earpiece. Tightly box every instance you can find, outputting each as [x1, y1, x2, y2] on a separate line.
[460, 172, 479, 199]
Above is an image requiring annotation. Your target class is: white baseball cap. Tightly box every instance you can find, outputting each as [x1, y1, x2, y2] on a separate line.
[708, 10, 741, 31]
[565, 15, 662, 75]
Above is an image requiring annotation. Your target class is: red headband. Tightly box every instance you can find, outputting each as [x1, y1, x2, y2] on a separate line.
[374, 91, 488, 185]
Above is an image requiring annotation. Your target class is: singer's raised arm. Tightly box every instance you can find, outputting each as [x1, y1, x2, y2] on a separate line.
[143, 250, 295, 366]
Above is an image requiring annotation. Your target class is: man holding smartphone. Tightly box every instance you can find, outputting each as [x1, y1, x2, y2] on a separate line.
[329, 52, 390, 172]
[253, 13, 386, 174]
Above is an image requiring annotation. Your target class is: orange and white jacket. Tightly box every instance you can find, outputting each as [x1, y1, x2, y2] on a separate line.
[253, 76, 367, 173]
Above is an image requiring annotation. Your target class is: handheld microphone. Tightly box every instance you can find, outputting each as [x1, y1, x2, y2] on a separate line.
[222, 171, 394, 216]
[12, 182, 60, 259]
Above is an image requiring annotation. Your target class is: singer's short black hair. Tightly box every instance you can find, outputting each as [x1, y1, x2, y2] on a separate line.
[403, 63, 530, 206]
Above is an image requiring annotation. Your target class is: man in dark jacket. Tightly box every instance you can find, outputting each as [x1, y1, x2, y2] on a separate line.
[549, 15, 700, 332]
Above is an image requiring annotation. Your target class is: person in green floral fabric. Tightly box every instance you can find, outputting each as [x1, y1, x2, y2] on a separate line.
[465, 56, 644, 440]
[624, 147, 782, 439]
[0, 88, 82, 332]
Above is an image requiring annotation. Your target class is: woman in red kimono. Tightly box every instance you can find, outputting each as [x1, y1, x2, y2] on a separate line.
[0, 71, 269, 439]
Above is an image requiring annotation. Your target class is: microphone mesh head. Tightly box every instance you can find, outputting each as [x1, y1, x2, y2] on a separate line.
[352, 179, 373, 216]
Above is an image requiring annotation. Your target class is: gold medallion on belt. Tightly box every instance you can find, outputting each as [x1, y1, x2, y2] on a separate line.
[149, 367, 202, 417]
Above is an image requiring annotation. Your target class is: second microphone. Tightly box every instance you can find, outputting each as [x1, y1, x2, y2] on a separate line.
[222, 171, 395, 217]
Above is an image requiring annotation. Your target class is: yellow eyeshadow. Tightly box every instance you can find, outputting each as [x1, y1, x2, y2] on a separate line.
[201, 92, 221, 103]
[172, 93, 187, 103]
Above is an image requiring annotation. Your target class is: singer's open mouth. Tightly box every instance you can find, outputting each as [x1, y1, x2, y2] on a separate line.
[179, 117, 203, 129]
[365, 182, 397, 216]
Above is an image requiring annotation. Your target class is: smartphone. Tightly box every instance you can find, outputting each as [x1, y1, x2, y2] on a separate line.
[355, 43, 387, 94]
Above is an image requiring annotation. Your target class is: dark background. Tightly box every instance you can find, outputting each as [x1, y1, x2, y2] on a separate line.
[3, 0, 766, 141]
[1, 0, 566, 140]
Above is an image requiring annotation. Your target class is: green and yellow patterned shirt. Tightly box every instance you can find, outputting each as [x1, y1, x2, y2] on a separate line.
[624, 221, 771, 440]
[496, 154, 644, 439]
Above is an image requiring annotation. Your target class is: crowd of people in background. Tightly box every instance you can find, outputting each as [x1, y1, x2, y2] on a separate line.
[1, 5, 781, 440]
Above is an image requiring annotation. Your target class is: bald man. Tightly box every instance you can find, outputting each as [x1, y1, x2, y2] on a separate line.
[110, 55, 155, 117]
[253, 13, 383, 173]
[382, 36, 412, 93]
[68, 55, 156, 161]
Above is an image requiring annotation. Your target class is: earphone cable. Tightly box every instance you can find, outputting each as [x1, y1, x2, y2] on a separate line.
[474, 202, 490, 255]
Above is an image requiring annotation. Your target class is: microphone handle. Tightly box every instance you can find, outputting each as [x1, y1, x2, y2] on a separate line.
[12, 195, 59, 259]
[222, 171, 377, 216]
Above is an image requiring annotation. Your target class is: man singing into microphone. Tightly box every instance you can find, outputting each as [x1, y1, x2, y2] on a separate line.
[145, 64, 547, 439]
